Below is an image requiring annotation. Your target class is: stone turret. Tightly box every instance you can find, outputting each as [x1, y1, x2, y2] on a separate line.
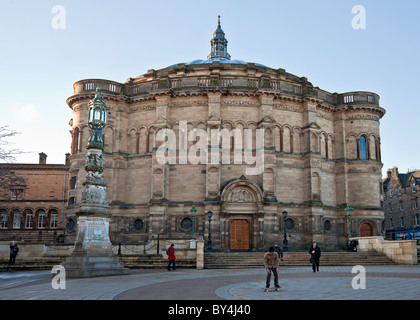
[207, 15, 231, 60]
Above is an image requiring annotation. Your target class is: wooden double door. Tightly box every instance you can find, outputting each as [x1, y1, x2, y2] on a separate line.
[230, 219, 250, 251]
[360, 223, 373, 237]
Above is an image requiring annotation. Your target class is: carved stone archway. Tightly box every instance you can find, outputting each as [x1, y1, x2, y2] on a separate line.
[219, 176, 264, 251]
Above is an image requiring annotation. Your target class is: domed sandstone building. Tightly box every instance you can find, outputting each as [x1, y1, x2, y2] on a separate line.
[66, 17, 386, 250]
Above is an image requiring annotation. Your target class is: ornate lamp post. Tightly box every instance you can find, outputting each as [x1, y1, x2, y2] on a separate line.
[207, 210, 213, 251]
[282, 210, 289, 252]
[65, 88, 127, 277]
[345, 205, 353, 238]
[87, 88, 107, 149]
[191, 205, 197, 239]
[345, 205, 354, 251]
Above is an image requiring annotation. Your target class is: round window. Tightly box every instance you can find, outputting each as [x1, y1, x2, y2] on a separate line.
[181, 217, 192, 231]
[285, 218, 294, 231]
[324, 220, 331, 232]
[134, 219, 144, 231]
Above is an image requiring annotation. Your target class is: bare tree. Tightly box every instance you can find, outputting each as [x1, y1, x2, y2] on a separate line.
[0, 126, 26, 226]
[0, 125, 22, 163]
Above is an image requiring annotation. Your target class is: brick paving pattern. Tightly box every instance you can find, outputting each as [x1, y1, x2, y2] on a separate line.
[0, 265, 419, 300]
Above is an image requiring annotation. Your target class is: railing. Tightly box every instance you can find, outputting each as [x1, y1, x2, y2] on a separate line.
[74, 79, 380, 107]
[171, 79, 182, 89]
[220, 78, 232, 87]
[78, 81, 121, 94]
[197, 78, 211, 87]
[83, 82, 95, 90]
[248, 78, 259, 89]
[344, 94, 354, 103]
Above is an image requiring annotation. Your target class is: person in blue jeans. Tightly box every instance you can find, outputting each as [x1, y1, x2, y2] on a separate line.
[264, 246, 280, 291]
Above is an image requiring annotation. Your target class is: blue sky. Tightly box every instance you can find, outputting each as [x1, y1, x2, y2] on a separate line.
[0, 0, 419, 176]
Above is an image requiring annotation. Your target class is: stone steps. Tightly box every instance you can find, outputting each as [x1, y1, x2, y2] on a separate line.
[120, 255, 196, 269]
[1, 255, 196, 270]
[0, 251, 399, 271]
[204, 251, 396, 269]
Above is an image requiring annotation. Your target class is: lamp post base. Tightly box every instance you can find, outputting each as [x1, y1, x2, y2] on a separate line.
[63, 215, 128, 278]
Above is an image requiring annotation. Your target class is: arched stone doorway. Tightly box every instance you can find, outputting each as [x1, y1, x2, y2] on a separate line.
[219, 176, 264, 251]
[360, 223, 373, 237]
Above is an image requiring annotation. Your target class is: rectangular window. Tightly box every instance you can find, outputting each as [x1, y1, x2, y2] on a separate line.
[389, 203, 393, 213]
[390, 218, 394, 229]
[400, 217, 405, 228]
[413, 198, 418, 210]
[70, 176, 77, 190]
[400, 201, 404, 211]
[412, 183, 416, 193]
[415, 214, 419, 226]
[10, 189, 24, 200]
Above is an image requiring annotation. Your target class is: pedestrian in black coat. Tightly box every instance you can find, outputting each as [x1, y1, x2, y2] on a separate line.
[7, 241, 19, 270]
[273, 242, 283, 261]
[308, 242, 321, 273]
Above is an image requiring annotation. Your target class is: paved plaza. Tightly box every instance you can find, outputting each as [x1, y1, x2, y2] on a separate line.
[0, 265, 419, 300]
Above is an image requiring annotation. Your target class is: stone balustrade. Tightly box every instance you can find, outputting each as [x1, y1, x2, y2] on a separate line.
[351, 236, 418, 265]
[71, 78, 380, 109]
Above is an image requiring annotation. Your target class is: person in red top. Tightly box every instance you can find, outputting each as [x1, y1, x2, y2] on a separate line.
[167, 243, 176, 271]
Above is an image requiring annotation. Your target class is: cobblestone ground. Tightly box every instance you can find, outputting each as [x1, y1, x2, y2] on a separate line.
[0, 265, 419, 301]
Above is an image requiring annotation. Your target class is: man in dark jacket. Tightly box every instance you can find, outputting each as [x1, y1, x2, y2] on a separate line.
[273, 242, 283, 261]
[309, 242, 321, 273]
[8, 241, 19, 269]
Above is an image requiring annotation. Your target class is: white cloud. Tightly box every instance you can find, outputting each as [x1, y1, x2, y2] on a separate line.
[15, 104, 41, 123]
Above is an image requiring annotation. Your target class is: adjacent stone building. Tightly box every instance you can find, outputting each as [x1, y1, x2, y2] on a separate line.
[65, 17, 386, 250]
[0, 153, 69, 242]
[382, 166, 420, 240]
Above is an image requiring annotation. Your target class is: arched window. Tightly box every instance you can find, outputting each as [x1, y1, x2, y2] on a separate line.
[24, 209, 34, 229]
[37, 209, 46, 229]
[12, 209, 21, 229]
[312, 172, 321, 201]
[49, 209, 58, 229]
[0, 209, 8, 229]
[71, 127, 79, 154]
[359, 136, 367, 160]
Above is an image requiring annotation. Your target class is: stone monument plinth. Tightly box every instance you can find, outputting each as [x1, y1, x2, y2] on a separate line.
[64, 89, 128, 278]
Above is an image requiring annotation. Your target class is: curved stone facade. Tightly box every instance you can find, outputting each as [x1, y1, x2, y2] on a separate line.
[66, 20, 385, 250]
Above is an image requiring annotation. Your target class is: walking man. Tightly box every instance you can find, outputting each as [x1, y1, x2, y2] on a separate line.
[309, 241, 321, 273]
[273, 242, 283, 262]
[7, 241, 19, 269]
[264, 246, 280, 291]
[167, 243, 176, 271]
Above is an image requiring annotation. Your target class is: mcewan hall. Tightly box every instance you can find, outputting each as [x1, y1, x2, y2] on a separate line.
[65, 17, 386, 251]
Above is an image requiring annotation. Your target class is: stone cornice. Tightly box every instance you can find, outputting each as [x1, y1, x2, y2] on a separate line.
[0, 164, 69, 171]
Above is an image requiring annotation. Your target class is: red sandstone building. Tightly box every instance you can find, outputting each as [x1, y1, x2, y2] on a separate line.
[0, 153, 69, 242]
